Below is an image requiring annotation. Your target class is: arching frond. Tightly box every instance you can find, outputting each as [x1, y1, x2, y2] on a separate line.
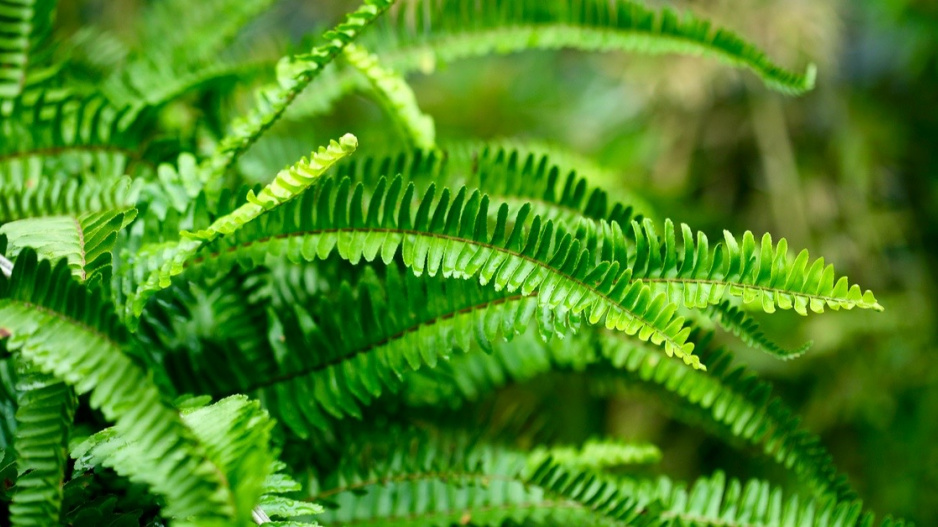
[343, 43, 437, 150]
[629, 218, 882, 314]
[201, 0, 393, 183]
[288, 0, 816, 118]
[0, 0, 57, 98]
[0, 249, 238, 525]
[10, 364, 76, 527]
[134, 174, 699, 367]
[528, 438, 661, 471]
[708, 300, 811, 359]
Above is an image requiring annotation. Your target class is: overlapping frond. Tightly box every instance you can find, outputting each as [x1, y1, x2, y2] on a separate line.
[145, 174, 699, 367]
[528, 438, 661, 471]
[0, 0, 57, 98]
[201, 0, 393, 182]
[124, 134, 358, 321]
[629, 218, 882, 314]
[343, 43, 436, 150]
[10, 364, 76, 527]
[0, 249, 237, 525]
[72, 395, 278, 526]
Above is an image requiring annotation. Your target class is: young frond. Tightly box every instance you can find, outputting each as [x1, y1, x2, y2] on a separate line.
[708, 300, 811, 359]
[343, 43, 437, 150]
[201, 0, 393, 183]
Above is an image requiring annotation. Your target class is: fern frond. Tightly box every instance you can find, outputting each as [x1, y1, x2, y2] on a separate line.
[402, 330, 855, 502]
[528, 438, 661, 471]
[0, 95, 149, 181]
[72, 395, 278, 526]
[0, 250, 238, 525]
[1, 209, 134, 284]
[343, 43, 436, 150]
[149, 174, 699, 367]
[0, 175, 137, 225]
[708, 300, 811, 359]
[10, 363, 76, 527]
[629, 218, 882, 314]
[201, 1, 393, 182]
[0, 0, 57, 98]
[125, 134, 358, 321]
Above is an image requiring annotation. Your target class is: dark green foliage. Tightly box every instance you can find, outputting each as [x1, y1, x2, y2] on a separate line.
[0, 0, 908, 526]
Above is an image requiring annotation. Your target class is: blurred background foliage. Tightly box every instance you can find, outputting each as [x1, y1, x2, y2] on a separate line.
[64, 0, 938, 523]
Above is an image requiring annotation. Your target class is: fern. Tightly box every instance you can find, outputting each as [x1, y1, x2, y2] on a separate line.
[0, 0, 57, 98]
[708, 300, 812, 359]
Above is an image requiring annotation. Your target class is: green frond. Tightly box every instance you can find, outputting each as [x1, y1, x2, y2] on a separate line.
[312, 430, 655, 526]
[1, 209, 134, 284]
[10, 363, 76, 527]
[629, 218, 882, 315]
[140, 174, 700, 367]
[72, 395, 278, 526]
[288, 0, 816, 117]
[0, 250, 239, 525]
[0, 0, 57, 98]
[708, 300, 811, 359]
[343, 43, 436, 150]
[201, 0, 393, 182]
[0, 175, 137, 225]
[125, 134, 358, 321]
[0, 95, 149, 182]
[402, 330, 855, 502]
[528, 438, 662, 472]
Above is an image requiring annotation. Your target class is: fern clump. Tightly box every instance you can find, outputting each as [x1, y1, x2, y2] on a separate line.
[0, 0, 905, 526]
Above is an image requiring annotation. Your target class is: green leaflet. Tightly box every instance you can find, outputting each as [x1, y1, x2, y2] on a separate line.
[288, 0, 816, 119]
[176, 174, 701, 368]
[125, 134, 358, 321]
[629, 218, 882, 314]
[201, 0, 393, 182]
[0, 250, 238, 526]
[708, 300, 811, 359]
[343, 43, 437, 150]
[527, 438, 662, 472]
[0, 0, 57, 98]
[10, 363, 76, 527]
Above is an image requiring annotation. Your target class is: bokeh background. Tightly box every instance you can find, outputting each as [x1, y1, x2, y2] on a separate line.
[67, 0, 938, 523]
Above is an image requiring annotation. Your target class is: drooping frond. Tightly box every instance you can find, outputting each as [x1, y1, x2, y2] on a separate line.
[201, 1, 393, 183]
[0, 250, 238, 525]
[629, 218, 882, 314]
[1, 209, 134, 284]
[72, 395, 278, 525]
[343, 43, 436, 150]
[0, 0, 57, 98]
[137, 174, 699, 367]
[10, 364, 76, 527]
[402, 330, 856, 502]
[0, 175, 137, 225]
[708, 300, 811, 359]
[125, 134, 358, 321]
